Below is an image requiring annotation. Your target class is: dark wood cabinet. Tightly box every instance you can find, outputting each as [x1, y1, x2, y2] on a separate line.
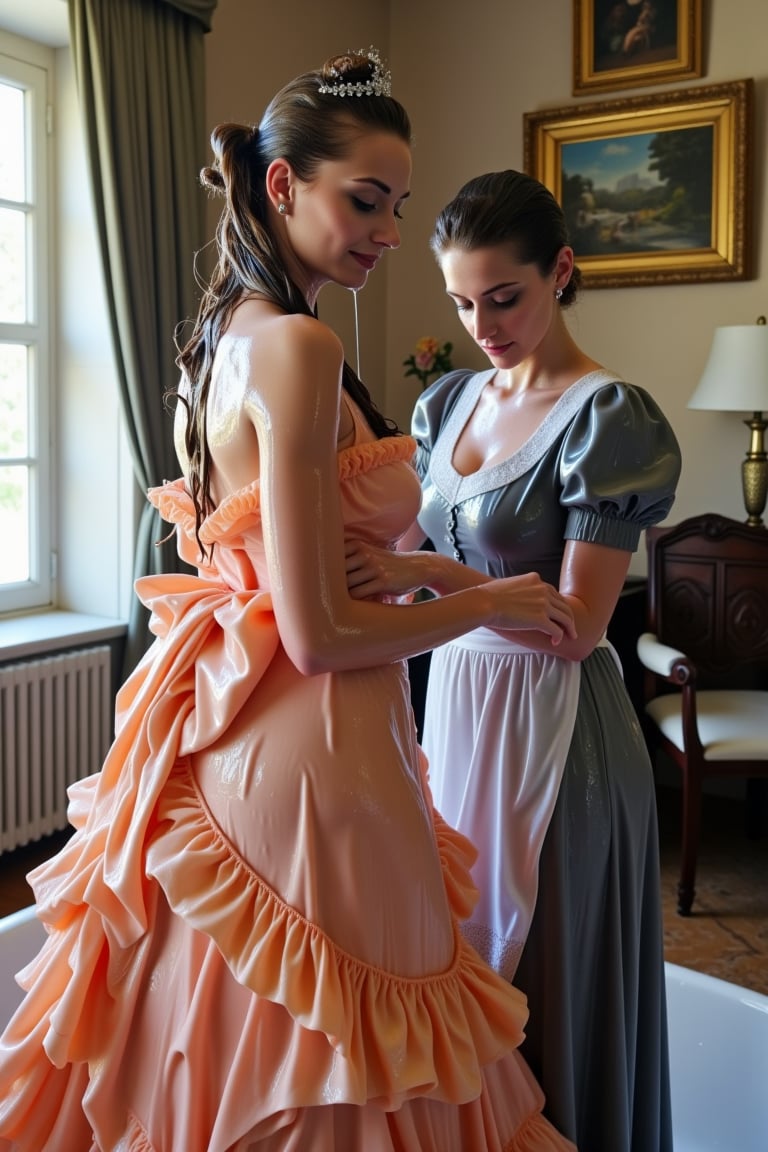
[606, 577, 647, 718]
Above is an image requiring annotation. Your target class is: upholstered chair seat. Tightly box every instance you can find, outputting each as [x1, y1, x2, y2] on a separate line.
[637, 514, 768, 914]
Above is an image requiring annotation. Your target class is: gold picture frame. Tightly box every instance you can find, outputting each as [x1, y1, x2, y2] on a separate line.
[523, 79, 753, 289]
[574, 0, 702, 95]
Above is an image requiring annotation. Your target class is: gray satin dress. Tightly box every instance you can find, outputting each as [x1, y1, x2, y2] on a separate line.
[412, 368, 682, 1152]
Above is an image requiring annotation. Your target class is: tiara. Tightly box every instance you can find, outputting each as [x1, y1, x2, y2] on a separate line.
[319, 47, 392, 98]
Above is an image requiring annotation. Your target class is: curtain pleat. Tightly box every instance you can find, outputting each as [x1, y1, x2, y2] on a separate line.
[159, 0, 216, 31]
[67, 0, 217, 677]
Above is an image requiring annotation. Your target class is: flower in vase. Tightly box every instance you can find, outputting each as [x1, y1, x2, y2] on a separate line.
[403, 336, 454, 389]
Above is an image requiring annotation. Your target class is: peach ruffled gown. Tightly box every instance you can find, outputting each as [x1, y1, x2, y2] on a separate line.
[0, 406, 576, 1152]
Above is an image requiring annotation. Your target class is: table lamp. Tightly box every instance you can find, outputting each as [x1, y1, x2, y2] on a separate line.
[688, 316, 768, 527]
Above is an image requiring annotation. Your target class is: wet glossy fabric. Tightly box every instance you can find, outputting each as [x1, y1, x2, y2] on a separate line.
[0, 403, 577, 1152]
[414, 368, 681, 582]
[413, 369, 680, 1152]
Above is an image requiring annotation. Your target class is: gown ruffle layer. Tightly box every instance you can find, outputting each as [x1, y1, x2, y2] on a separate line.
[0, 428, 575, 1152]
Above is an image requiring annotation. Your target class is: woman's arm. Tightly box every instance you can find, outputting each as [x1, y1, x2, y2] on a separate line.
[243, 316, 575, 675]
[505, 540, 631, 661]
[345, 536, 629, 663]
[347, 378, 676, 663]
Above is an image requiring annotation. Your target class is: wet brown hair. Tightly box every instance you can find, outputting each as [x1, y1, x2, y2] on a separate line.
[174, 52, 411, 556]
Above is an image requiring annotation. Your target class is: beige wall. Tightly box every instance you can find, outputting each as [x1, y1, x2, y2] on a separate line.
[206, 0, 768, 563]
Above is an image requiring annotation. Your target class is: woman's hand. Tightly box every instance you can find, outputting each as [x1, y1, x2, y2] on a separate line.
[346, 540, 576, 647]
[345, 539, 427, 599]
[484, 573, 577, 646]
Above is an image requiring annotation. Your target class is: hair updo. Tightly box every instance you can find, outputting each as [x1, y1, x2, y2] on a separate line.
[319, 51, 384, 92]
[430, 170, 582, 307]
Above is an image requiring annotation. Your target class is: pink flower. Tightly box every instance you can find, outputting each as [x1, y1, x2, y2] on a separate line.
[403, 337, 454, 390]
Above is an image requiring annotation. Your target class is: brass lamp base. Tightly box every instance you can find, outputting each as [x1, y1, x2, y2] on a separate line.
[742, 411, 768, 527]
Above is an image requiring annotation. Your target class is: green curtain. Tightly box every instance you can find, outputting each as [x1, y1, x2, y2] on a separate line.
[68, 0, 217, 677]
[160, 0, 216, 29]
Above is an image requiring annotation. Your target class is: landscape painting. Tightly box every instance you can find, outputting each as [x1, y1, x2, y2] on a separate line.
[561, 125, 713, 259]
[523, 80, 753, 287]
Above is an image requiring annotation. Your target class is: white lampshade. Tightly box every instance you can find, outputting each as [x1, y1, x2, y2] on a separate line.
[689, 322, 768, 413]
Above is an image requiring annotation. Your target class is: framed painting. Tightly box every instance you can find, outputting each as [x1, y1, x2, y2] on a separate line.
[523, 79, 753, 289]
[573, 0, 702, 95]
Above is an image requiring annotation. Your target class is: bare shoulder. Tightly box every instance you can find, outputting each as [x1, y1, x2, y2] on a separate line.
[209, 301, 343, 422]
[227, 301, 343, 380]
[212, 306, 343, 453]
[248, 310, 343, 403]
[272, 311, 342, 353]
[273, 313, 343, 380]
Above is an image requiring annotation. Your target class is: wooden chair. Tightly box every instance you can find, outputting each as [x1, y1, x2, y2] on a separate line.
[637, 513, 768, 915]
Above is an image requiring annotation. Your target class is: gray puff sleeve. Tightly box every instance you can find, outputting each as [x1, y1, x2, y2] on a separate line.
[560, 383, 682, 552]
[412, 370, 475, 482]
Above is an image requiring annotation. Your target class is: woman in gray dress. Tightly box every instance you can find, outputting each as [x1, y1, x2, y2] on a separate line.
[345, 170, 681, 1151]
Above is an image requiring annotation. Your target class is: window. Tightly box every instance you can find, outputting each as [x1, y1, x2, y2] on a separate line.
[0, 46, 52, 612]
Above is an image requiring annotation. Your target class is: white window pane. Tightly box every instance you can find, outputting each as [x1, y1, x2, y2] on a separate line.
[0, 46, 51, 612]
[0, 206, 26, 322]
[0, 464, 29, 583]
[0, 82, 25, 202]
[0, 343, 28, 456]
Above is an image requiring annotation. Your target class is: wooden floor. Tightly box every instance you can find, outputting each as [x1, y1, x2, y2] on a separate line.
[2, 786, 767, 995]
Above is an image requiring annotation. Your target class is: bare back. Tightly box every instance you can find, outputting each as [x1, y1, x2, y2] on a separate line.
[174, 297, 355, 508]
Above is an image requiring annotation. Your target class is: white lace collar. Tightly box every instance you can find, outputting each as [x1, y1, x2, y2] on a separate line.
[429, 368, 620, 505]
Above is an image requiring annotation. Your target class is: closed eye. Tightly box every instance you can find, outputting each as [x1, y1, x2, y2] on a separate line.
[352, 195, 404, 220]
[352, 195, 376, 213]
[453, 296, 520, 313]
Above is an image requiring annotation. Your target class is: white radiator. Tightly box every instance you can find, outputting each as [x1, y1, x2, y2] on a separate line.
[0, 646, 112, 852]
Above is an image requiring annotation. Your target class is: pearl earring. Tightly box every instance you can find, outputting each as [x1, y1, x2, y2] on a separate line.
[278, 202, 287, 215]
[555, 286, 563, 301]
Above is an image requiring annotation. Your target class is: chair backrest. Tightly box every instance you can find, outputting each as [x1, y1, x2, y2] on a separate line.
[646, 513, 768, 689]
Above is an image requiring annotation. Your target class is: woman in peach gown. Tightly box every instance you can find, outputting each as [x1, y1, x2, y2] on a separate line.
[0, 52, 578, 1152]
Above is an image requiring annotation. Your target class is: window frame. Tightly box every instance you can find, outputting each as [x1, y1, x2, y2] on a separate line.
[0, 40, 53, 614]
